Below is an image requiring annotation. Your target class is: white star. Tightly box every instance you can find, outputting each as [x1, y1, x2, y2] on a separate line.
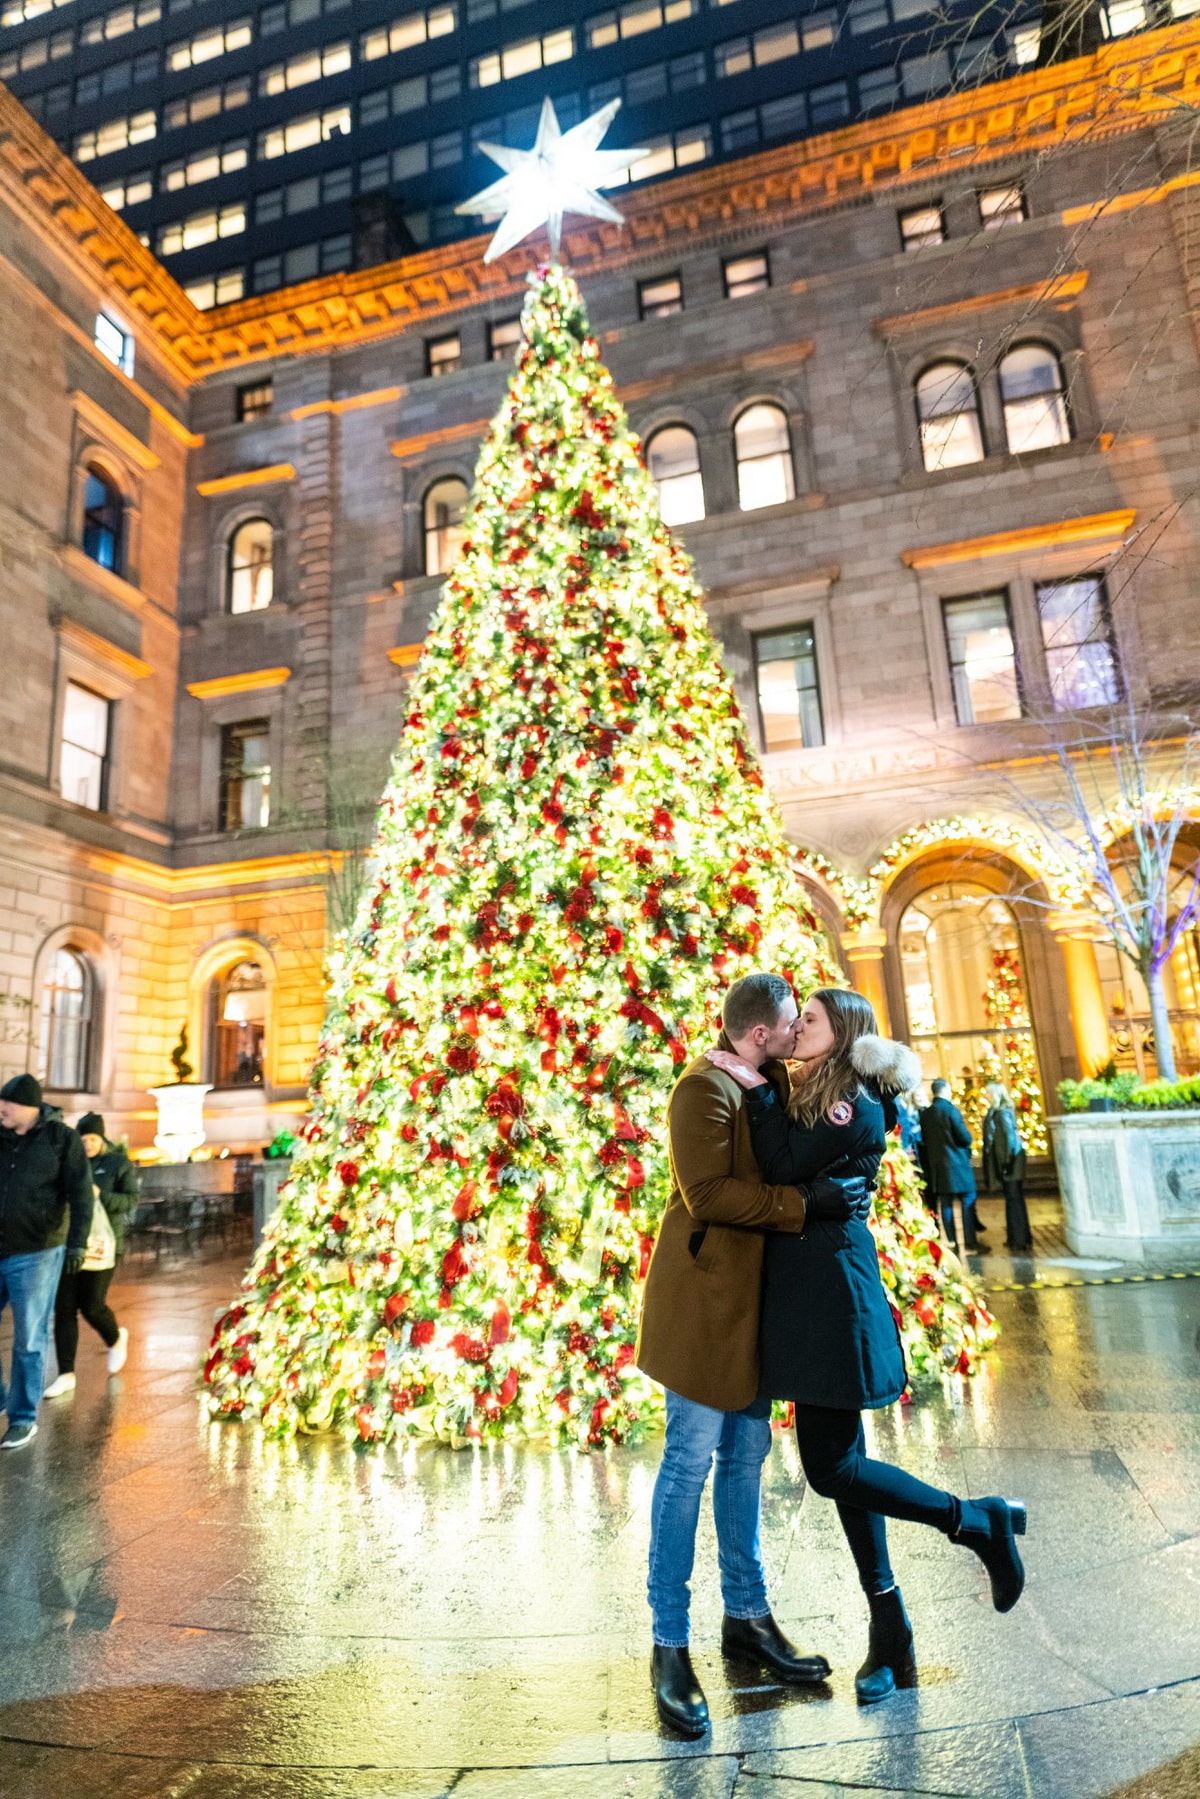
[456, 96, 647, 263]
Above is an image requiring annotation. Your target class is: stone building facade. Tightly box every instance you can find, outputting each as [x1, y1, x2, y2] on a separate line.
[3, 21, 1200, 1152]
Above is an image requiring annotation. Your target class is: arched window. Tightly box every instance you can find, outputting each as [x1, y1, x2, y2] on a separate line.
[209, 958, 267, 1087]
[999, 343, 1070, 453]
[39, 947, 95, 1092]
[227, 518, 274, 613]
[423, 478, 468, 576]
[82, 465, 123, 573]
[646, 425, 705, 525]
[915, 362, 984, 471]
[733, 404, 795, 510]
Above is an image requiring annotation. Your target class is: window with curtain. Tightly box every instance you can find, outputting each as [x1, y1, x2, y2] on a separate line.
[423, 477, 468, 575]
[1036, 576, 1120, 709]
[733, 404, 795, 510]
[220, 720, 271, 829]
[227, 518, 274, 612]
[209, 957, 267, 1086]
[646, 426, 705, 525]
[60, 682, 111, 811]
[915, 361, 984, 471]
[942, 591, 1021, 724]
[82, 465, 124, 572]
[753, 624, 824, 751]
[999, 343, 1070, 453]
[39, 947, 95, 1092]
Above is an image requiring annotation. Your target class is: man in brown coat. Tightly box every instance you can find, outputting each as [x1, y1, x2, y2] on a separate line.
[636, 973, 872, 1736]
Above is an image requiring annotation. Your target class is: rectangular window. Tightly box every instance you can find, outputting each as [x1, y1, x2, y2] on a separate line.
[431, 129, 462, 166]
[253, 253, 283, 290]
[237, 378, 273, 420]
[638, 272, 682, 319]
[94, 311, 134, 374]
[625, 60, 666, 104]
[284, 242, 319, 281]
[259, 39, 349, 95]
[760, 91, 805, 137]
[257, 105, 351, 159]
[669, 48, 704, 89]
[321, 232, 352, 271]
[942, 592, 1021, 725]
[899, 202, 943, 250]
[979, 183, 1026, 228]
[254, 186, 283, 222]
[715, 35, 750, 77]
[99, 170, 153, 209]
[901, 48, 950, 95]
[158, 200, 245, 255]
[184, 270, 245, 309]
[60, 683, 111, 811]
[810, 80, 849, 124]
[427, 331, 461, 376]
[858, 66, 899, 109]
[391, 140, 428, 180]
[220, 721, 271, 830]
[720, 108, 759, 152]
[1009, 23, 1041, 64]
[167, 16, 251, 71]
[801, 8, 837, 48]
[1037, 577, 1120, 709]
[754, 626, 823, 753]
[488, 315, 521, 359]
[724, 249, 769, 298]
[1104, 0, 1146, 33]
[429, 61, 460, 100]
[361, 3, 456, 59]
[471, 25, 572, 87]
[847, 0, 889, 31]
[753, 20, 798, 63]
[586, 9, 617, 46]
[74, 109, 157, 161]
[164, 79, 248, 129]
[358, 153, 389, 190]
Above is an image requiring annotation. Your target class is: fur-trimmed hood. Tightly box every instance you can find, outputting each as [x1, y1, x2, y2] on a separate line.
[851, 1033, 922, 1096]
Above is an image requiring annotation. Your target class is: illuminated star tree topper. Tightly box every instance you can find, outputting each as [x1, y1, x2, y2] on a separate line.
[456, 95, 647, 262]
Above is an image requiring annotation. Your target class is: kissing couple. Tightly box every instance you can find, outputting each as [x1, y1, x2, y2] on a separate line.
[635, 973, 1028, 1737]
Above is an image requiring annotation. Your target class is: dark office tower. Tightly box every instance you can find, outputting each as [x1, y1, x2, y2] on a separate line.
[0, 0, 1177, 305]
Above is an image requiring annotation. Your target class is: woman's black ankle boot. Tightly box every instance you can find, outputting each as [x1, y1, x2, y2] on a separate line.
[951, 1496, 1028, 1613]
[855, 1587, 916, 1705]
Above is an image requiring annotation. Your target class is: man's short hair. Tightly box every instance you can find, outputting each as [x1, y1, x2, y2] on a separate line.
[722, 972, 792, 1039]
[930, 1077, 950, 1097]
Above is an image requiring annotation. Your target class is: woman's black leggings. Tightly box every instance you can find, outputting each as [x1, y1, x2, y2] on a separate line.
[54, 1267, 120, 1373]
[794, 1404, 956, 1595]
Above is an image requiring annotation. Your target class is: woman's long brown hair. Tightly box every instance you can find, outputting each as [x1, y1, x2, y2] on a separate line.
[788, 987, 878, 1126]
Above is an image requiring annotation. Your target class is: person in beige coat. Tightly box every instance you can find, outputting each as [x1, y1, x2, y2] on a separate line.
[635, 972, 873, 1737]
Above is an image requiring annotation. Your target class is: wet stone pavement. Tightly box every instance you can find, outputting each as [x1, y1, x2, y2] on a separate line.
[1, 1230, 1199, 1799]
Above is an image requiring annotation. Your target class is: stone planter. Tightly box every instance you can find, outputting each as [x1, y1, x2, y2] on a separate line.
[1051, 1110, 1200, 1261]
[252, 1158, 293, 1247]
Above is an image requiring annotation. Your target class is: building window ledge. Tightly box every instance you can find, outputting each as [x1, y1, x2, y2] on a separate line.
[61, 543, 148, 614]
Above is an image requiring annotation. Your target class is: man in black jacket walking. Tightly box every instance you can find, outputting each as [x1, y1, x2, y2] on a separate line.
[918, 1080, 979, 1252]
[0, 1074, 93, 1448]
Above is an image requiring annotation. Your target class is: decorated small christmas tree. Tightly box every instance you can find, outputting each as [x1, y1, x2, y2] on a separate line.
[872, 1137, 999, 1379]
[204, 264, 841, 1448]
[980, 948, 1048, 1155]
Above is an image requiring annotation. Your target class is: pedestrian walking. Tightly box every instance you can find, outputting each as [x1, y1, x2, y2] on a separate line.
[0, 1075, 93, 1449]
[919, 1079, 979, 1251]
[708, 989, 1028, 1706]
[635, 972, 872, 1737]
[44, 1112, 137, 1398]
[981, 1082, 1033, 1252]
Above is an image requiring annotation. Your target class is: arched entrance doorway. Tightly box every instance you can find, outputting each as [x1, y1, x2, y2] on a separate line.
[897, 882, 1046, 1148]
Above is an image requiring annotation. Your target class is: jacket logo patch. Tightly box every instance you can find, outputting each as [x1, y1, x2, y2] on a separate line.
[827, 1100, 854, 1126]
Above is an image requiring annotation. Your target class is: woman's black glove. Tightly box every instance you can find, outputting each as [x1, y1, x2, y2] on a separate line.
[63, 1248, 87, 1274]
[802, 1174, 873, 1223]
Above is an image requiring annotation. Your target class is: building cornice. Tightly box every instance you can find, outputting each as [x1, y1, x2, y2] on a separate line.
[2, 25, 1199, 381]
[875, 272, 1090, 337]
[901, 509, 1138, 568]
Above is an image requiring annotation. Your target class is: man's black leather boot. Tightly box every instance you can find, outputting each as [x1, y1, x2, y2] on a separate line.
[721, 1612, 832, 1684]
[651, 1645, 710, 1737]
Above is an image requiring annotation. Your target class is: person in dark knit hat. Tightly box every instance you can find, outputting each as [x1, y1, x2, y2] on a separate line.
[0, 1074, 93, 1448]
[44, 1112, 139, 1399]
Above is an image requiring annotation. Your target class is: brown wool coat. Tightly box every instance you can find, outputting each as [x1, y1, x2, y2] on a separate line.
[635, 1038, 808, 1412]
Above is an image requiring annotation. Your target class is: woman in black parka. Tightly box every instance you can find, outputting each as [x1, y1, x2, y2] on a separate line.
[708, 988, 1029, 1704]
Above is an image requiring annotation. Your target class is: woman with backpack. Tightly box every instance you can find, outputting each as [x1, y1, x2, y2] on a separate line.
[44, 1113, 138, 1397]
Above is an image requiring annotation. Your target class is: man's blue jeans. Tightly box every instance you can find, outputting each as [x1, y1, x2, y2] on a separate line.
[647, 1387, 773, 1646]
[0, 1247, 65, 1426]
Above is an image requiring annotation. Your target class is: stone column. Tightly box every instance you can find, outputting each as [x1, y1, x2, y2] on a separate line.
[843, 927, 890, 1034]
[1050, 912, 1111, 1079]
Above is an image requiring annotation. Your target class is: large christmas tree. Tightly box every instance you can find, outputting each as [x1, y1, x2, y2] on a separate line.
[205, 266, 842, 1448]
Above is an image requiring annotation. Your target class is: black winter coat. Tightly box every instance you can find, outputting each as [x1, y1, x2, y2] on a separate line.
[918, 1097, 976, 1198]
[0, 1107, 93, 1257]
[748, 1083, 907, 1411]
[90, 1142, 140, 1255]
[981, 1104, 1026, 1190]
